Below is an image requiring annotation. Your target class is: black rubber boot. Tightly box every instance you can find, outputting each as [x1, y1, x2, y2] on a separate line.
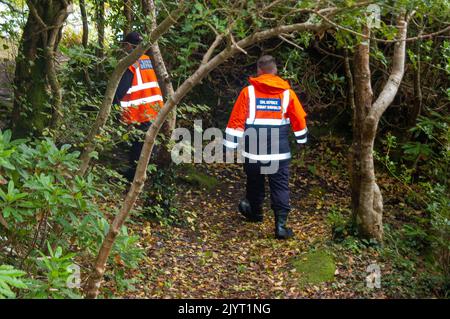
[274, 210, 294, 239]
[238, 199, 263, 222]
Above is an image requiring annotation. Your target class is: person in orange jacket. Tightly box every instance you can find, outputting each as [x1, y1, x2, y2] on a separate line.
[223, 55, 307, 239]
[113, 32, 164, 181]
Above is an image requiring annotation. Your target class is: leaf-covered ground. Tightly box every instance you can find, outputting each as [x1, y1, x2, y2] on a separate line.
[108, 136, 434, 299]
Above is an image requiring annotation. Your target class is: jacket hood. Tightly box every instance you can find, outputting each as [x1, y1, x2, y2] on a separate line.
[248, 74, 291, 94]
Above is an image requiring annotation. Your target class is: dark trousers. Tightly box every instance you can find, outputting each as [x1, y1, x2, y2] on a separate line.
[244, 160, 291, 214]
[125, 121, 155, 181]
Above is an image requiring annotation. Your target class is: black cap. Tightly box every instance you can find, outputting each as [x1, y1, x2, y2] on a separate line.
[124, 31, 142, 46]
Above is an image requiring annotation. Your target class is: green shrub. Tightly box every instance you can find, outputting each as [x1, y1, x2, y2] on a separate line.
[326, 206, 353, 241]
[0, 265, 27, 299]
[0, 130, 143, 298]
[424, 183, 450, 294]
[24, 243, 81, 299]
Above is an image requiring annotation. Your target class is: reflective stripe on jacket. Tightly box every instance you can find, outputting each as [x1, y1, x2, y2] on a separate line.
[224, 74, 307, 161]
[120, 55, 163, 124]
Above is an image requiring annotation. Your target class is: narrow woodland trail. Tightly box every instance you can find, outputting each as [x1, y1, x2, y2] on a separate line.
[114, 138, 399, 299]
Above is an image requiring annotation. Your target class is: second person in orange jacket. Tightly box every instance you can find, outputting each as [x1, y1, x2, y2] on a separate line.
[113, 32, 164, 182]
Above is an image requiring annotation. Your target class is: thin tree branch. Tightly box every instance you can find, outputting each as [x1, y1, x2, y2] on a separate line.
[370, 14, 408, 119]
[202, 34, 224, 65]
[312, 8, 448, 43]
[146, 0, 177, 134]
[313, 40, 344, 59]
[278, 34, 303, 50]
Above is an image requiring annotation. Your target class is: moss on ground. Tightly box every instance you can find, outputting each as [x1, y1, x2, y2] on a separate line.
[180, 165, 218, 191]
[292, 249, 336, 287]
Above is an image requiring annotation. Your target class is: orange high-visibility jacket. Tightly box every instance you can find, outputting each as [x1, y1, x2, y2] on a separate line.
[224, 74, 307, 161]
[120, 55, 164, 124]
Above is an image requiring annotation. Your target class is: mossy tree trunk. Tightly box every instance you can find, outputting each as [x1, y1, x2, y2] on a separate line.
[11, 0, 71, 138]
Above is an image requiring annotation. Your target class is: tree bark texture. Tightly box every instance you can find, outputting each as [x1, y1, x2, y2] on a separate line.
[79, 0, 92, 88]
[142, 0, 176, 167]
[352, 15, 408, 241]
[143, 0, 176, 132]
[12, 0, 71, 137]
[79, 0, 89, 48]
[94, 0, 105, 76]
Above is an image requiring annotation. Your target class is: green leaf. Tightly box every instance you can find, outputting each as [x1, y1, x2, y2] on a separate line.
[0, 265, 28, 298]
[88, 151, 99, 160]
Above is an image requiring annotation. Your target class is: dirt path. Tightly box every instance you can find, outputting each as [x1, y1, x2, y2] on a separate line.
[113, 138, 391, 299]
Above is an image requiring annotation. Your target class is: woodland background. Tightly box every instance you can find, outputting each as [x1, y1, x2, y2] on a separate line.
[0, 0, 448, 298]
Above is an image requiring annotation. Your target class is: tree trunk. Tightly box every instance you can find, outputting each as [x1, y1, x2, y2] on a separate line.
[80, 0, 89, 48]
[145, 0, 176, 132]
[351, 15, 408, 242]
[79, 0, 92, 89]
[352, 26, 373, 227]
[142, 0, 175, 107]
[95, 0, 105, 76]
[409, 35, 422, 128]
[124, 0, 133, 38]
[11, 0, 70, 138]
[143, 0, 176, 167]
[344, 48, 358, 225]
